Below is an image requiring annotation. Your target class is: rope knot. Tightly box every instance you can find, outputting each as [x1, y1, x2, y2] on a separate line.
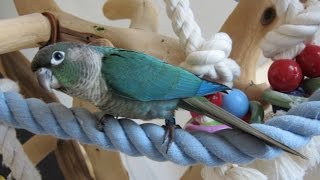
[180, 33, 240, 86]
[261, 0, 320, 59]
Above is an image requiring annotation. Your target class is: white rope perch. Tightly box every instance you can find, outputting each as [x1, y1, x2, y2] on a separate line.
[164, 0, 240, 87]
[261, 0, 320, 59]
[0, 79, 41, 180]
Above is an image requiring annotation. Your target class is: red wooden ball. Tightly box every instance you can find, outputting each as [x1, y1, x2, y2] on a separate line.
[268, 60, 303, 92]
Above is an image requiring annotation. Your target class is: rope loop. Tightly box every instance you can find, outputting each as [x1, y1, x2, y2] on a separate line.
[164, 0, 240, 86]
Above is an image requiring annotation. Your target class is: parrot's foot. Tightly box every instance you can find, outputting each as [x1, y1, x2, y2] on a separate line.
[162, 118, 181, 153]
[96, 114, 115, 131]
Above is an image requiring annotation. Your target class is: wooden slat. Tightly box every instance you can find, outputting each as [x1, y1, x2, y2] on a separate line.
[84, 145, 129, 180]
[23, 135, 58, 165]
[180, 165, 203, 180]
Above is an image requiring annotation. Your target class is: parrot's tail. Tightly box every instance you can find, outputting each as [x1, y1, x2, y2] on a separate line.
[181, 97, 306, 159]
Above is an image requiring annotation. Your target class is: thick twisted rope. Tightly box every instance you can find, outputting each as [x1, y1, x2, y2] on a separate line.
[164, 0, 240, 86]
[0, 90, 319, 166]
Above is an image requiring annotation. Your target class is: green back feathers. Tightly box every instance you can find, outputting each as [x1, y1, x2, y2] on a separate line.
[100, 48, 226, 101]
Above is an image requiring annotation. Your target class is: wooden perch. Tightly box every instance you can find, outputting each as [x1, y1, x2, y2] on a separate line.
[0, 14, 50, 55]
[103, 0, 158, 32]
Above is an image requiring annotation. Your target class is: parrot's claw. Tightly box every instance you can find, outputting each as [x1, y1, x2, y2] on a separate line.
[96, 114, 115, 131]
[162, 118, 181, 153]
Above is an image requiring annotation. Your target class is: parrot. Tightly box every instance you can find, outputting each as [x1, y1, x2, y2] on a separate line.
[31, 42, 305, 158]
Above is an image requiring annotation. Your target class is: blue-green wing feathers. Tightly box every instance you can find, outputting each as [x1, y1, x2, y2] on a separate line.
[100, 48, 228, 101]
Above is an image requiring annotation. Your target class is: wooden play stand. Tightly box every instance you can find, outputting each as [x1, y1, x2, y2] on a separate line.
[0, 0, 284, 179]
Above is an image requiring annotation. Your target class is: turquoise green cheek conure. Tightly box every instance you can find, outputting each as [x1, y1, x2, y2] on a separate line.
[30, 42, 305, 157]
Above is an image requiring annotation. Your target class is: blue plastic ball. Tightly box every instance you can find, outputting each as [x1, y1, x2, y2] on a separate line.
[222, 89, 249, 118]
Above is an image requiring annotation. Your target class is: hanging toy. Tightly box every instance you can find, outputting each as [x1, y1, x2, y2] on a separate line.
[265, 44, 320, 112]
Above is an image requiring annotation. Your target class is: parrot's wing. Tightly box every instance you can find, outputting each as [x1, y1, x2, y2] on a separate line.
[101, 49, 229, 101]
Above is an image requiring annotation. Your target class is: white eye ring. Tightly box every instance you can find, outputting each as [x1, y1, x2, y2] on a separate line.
[51, 51, 65, 65]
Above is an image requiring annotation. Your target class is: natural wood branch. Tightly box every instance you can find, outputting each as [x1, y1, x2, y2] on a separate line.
[180, 165, 203, 180]
[0, 14, 50, 54]
[55, 140, 96, 180]
[0, 12, 183, 65]
[220, 0, 280, 102]
[103, 0, 159, 32]
[221, 0, 279, 84]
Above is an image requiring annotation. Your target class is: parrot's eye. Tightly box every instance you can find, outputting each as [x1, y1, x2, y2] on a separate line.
[51, 51, 65, 65]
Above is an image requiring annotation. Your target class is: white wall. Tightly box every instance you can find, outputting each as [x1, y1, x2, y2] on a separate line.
[0, 0, 319, 179]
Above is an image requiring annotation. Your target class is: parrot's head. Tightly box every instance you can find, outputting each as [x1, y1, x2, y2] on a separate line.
[31, 42, 104, 93]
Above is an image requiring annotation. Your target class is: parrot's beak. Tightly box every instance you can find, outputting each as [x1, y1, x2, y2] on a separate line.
[35, 68, 60, 93]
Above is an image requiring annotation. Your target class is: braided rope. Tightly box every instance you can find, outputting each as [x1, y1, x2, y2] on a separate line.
[164, 0, 240, 86]
[0, 90, 319, 166]
[0, 125, 41, 180]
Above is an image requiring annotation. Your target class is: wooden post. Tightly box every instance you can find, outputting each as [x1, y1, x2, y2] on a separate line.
[220, 0, 280, 102]
[55, 140, 96, 180]
[23, 135, 57, 165]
